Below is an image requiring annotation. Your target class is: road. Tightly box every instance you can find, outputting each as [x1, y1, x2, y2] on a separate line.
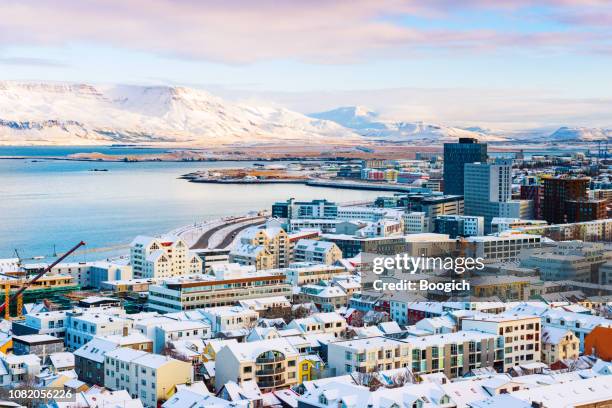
[190, 216, 265, 249]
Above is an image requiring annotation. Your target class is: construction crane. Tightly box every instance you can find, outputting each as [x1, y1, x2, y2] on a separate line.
[1, 241, 85, 320]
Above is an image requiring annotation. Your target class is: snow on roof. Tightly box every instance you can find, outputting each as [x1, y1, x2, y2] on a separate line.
[541, 326, 573, 345]
[73, 337, 120, 363]
[49, 352, 75, 369]
[220, 338, 298, 362]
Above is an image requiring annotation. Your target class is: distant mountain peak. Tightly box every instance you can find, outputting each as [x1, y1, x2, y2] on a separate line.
[0, 82, 360, 146]
[309, 106, 507, 142]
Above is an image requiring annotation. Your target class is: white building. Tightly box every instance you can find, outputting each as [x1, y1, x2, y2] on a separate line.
[66, 310, 129, 350]
[200, 306, 259, 335]
[104, 348, 193, 407]
[215, 338, 299, 393]
[130, 235, 202, 279]
[153, 320, 211, 353]
[403, 212, 429, 233]
[292, 239, 342, 265]
[462, 313, 541, 371]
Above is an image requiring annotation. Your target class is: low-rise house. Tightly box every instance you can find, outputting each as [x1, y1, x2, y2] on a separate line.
[541, 326, 579, 365]
[153, 320, 210, 353]
[200, 306, 259, 336]
[12, 334, 64, 357]
[287, 312, 347, 337]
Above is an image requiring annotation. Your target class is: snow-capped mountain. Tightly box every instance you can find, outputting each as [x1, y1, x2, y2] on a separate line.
[309, 106, 507, 142]
[0, 82, 360, 146]
[548, 126, 611, 141]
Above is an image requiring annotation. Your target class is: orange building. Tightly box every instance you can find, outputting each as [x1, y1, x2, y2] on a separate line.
[584, 326, 612, 361]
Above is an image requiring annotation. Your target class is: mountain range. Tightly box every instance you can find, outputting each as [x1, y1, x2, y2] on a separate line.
[0, 82, 609, 146]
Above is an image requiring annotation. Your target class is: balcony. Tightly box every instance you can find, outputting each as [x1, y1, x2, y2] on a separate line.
[256, 365, 285, 376]
[257, 377, 286, 389]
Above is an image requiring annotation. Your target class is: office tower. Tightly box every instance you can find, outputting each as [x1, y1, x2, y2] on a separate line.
[443, 137, 488, 195]
[542, 176, 606, 224]
[464, 160, 533, 229]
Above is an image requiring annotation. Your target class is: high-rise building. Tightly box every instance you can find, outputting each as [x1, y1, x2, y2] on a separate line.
[464, 160, 533, 228]
[443, 138, 487, 195]
[542, 176, 606, 224]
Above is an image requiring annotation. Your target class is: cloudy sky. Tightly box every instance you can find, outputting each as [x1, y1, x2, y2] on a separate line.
[1, 0, 611, 130]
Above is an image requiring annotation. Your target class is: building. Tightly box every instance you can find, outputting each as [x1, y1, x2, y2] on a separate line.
[104, 348, 193, 407]
[464, 160, 533, 229]
[461, 313, 541, 371]
[296, 283, 348, 312]
[200, 306, 259, 335]
[434, 215, 484, 238]
[336, 206, 404, 222]
[542, 176, 606, 224]
[540, 326, 579, 365]
[328, 337, 411, 375]
[12, 310, 68, 338]
[272, 198, 338, 220]
[74, 333, 153, 386]
[292, 239, 342, 265]
[48, 261, 133, 288]
[465, 234, 542, 263]
[402, 330, 503, 378]
[403, 195, 465, 219]
[520, 184, 543, 220]
[443, 138, 488, 195]
[130, 235, 202, 279]
[153, 320, 211, 353]
[215, 338, 300, 393]
[521, 241, 607, 282]
[490, 217, 547, 234]
[147, 266, 291, 313]
[284, 263, 347, 286]
[232, 225, 290, 269]
[12, 334, 64, 357]
[403, 212, 429, 233]
[65, 310, 129, 350]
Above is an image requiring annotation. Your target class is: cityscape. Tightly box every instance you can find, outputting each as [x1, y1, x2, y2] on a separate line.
[1, 1, 612, 408]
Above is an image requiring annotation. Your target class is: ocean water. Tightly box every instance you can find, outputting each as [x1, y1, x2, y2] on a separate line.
[0, 154, 381, 260]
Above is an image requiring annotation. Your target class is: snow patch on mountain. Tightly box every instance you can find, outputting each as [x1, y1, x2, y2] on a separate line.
[309, 106, 507, 142]
[548, 126, 611, 141]
[0, 82, 360, 146]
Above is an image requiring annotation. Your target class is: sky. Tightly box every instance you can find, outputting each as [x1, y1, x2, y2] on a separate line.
[0, 0, 611, 130]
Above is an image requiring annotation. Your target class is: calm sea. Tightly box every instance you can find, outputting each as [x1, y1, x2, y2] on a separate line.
[0, 147, 380, 260]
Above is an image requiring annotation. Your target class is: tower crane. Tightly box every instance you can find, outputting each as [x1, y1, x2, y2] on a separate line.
[1, 241, 85, 320]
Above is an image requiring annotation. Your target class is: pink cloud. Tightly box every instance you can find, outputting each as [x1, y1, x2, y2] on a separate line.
[0, 0, 609, 64]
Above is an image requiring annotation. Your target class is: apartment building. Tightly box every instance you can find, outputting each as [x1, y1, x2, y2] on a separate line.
[541, 326, 579, 365]
[286, 312, 348, 337]
[462, 313, 541, 372]
[328, 337, 411, 375]
[147, 266, 291, 313]
[130, 235, 202, 279]
[432, 214, 483, 238]
[296, 283, 348, 312]
[104, 348, 192, 407]
[215, 338, 300, 393]
[272, 198, 338, 220]
[403, 330, 503, 378]
[12, 310, 68, 338]
[65, 310, 129, 350]
[231, 225, 289, 269]
[200, 306, 259, 335]
[48, 260, 132, 289]
[153, 320, 211, 353]
[284, 263, 346, 286]
[292, 239, 342, 265]
[74, 333, 153, 386]
[0, 354, 41, 384]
